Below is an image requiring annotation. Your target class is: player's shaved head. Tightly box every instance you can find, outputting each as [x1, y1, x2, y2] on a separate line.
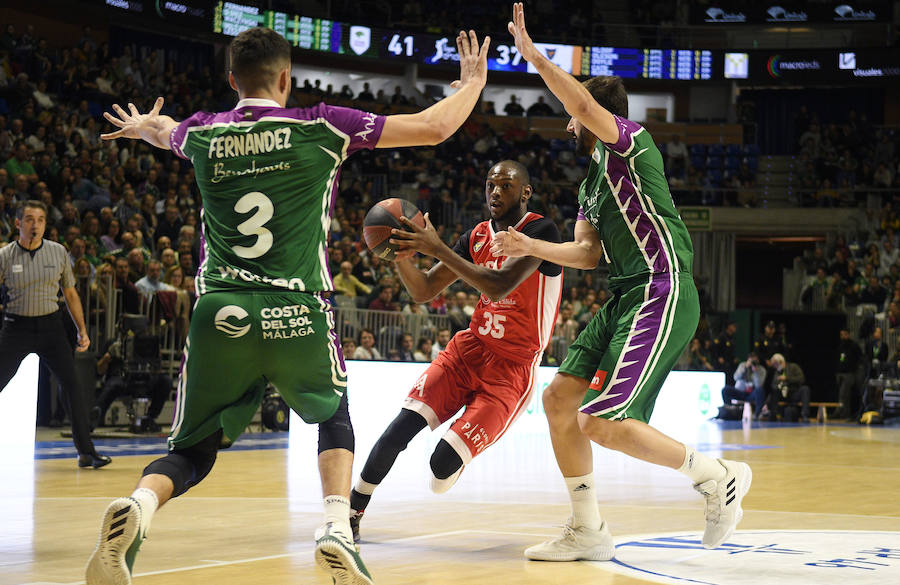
[490, 160, 530, 185]
[229, 27, 291, 93]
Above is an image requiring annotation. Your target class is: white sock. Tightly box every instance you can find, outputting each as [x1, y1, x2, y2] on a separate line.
[354, 478, 378, 496]
[130, 487, 159, 535]
[324, 495, 351, 527]
[677, 445, 726, 485]
[564, 473, 602, 531]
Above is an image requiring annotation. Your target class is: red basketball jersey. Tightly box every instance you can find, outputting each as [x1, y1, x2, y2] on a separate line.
[462, 212, 563, 364]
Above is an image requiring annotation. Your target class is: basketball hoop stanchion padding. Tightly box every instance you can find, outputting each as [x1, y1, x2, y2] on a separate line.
[0, 353, 39, 497]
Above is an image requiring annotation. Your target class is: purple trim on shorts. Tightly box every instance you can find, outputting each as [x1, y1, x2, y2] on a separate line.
[579, 275, 672, 416]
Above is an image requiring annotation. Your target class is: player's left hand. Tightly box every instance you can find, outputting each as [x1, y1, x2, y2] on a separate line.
[101, 97, 165, 141]
[76, 329, 90, 352]
[490, 225, 532, 258]
[389, 213, 445, 257]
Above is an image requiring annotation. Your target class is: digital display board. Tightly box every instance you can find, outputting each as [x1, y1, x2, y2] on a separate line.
[745, 49, 900, 81]
[212, 2, 716, 81]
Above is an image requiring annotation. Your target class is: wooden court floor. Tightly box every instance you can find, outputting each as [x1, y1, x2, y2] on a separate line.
[3, 421, 900, 585]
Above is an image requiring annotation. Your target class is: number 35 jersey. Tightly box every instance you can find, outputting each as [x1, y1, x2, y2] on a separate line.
[169, 98, 385, 295]
[452, 213, 563, 364]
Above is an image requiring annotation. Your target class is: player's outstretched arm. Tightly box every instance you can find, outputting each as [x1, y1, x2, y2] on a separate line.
[376, 30, 489, 148]
[491, 219, 604, 270]
[101, 97, 178, 150]
[507, 3, 618, 144]
[391, 214, 543, 302]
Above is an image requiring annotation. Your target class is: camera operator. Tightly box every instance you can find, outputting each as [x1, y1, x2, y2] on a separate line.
[721, 352, 766, 417]
[765, 353, 811, 422]
[90, 327, 171, 432]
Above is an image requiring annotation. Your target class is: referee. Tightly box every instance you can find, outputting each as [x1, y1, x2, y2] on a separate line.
[0, 200, 111, 468]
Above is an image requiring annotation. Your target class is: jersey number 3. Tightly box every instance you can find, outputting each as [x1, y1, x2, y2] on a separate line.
[232, 191, 274, 259]
[477, 311, 506, 339]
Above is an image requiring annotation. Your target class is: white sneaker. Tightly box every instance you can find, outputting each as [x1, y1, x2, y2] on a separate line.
[695, 459, 752, 549]
[86, 497, 147, 585]
[430, 466, 464, 494]
[314, 521, 374, 585]
[524, 518, 615, 561]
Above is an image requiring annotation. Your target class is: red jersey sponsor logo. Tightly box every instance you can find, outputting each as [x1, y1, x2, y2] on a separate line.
[589, 369, 608, 391]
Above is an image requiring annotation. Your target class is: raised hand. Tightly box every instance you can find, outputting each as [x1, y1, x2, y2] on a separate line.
[450, 30, 490, 90]
[507, 3, 539, 63]
[101, 97, 165, 141]
[490, 226, 532, 258]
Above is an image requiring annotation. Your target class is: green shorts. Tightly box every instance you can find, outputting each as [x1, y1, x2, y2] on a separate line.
[559, 273, 698, 422]
[168, 291, 347, 450]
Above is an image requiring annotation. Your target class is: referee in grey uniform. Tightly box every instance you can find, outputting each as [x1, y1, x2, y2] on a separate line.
[0, 200, 110, 468]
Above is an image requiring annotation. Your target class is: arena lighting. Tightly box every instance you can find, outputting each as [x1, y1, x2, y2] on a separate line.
[286, 363, 724, 504]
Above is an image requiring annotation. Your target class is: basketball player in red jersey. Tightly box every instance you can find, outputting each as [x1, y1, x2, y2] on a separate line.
[349, 160, 563, 541]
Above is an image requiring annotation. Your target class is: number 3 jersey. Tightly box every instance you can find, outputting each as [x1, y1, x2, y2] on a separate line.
[169, 98, 385, 295]
[452, 212, 563, 364]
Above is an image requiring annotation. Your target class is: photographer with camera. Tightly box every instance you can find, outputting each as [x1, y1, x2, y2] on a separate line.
[90, 317, 171, 433]
[721, 352, 766, 417]
[764, 353, 811, 422]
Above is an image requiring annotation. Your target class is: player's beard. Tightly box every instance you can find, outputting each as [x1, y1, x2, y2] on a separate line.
[574, 128, 598, 156]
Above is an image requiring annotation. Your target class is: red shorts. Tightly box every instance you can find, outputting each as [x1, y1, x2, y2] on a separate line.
[403, 329, 540, 463]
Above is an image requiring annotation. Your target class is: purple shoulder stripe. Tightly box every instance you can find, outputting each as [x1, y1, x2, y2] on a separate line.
[577, 206, 587, 221]
[604, 115, 643, 157]
[170, 111, 222, 160]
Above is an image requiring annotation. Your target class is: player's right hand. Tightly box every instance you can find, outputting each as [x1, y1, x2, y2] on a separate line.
[450, 30, 490, 90]
[507, 3, 539, 63]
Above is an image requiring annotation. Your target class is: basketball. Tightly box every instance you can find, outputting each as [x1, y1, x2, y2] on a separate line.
[363, 198, 425, 261]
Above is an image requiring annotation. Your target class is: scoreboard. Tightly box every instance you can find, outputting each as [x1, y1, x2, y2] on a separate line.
[213, 1, 719, 81]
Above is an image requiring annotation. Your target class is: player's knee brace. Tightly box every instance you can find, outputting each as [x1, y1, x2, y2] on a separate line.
[142, 430, 221, 497]
[430, 438, 463, 480]
[318, 394, 354, 454]
[379, 408, 428, 451]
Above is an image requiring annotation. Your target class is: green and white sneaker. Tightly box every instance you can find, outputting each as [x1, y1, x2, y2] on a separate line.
[86, 497, 147, 585]
[315, 521, 374, 585]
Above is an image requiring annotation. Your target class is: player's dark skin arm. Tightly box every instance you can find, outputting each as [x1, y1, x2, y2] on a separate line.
[391, 214, 542, 303]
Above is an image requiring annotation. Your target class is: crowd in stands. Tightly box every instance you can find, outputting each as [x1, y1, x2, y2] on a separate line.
[792, 106, 900, 207]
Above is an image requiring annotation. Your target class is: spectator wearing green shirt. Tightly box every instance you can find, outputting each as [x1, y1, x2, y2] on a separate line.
[5, 140, 37, 184]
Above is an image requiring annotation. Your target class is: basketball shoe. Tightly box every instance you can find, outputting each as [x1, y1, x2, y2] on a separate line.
[315, 521, 374, 585]
[430, 465, 464, 494]
[86, 497, 147, 585]
[524, 517, 616, 561]
[349, 509, 364, 544]
[695, 459, 752, 549]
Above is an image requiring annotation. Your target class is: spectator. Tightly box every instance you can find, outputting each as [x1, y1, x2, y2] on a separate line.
[710, 321, 739, 383]
[114, 256, 140, 313]
[397, 334, 415, 362]
[834, 328, 863, 420]
[5, 140, 37, 184]
[368, 285, 400, 311]
[135, 259, 174, 296]
[764, 353, 810, 422]
[353, 329, 382, 360]
[865, 326, 889, 379]
[413, 337, 433, 362]
[665, 134, 688, 179]
[687, 337, 714, 371]
[333, 260, 371, 299]
[753, 320, 786, 362]
[526, 96, 554, 117]
[503, 94, 524, 116]
[341, 337, 357, 362]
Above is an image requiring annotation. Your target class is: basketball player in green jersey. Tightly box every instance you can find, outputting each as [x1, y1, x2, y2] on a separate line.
[87, 26, 491, 585]
[491, 4, 751, 561]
